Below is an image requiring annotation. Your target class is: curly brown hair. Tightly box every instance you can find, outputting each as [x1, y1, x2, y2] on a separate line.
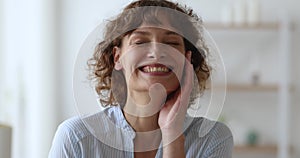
[88, 0, 211, 107]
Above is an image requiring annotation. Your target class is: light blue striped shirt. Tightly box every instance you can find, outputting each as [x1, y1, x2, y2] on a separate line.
[49, 106, 233, 158]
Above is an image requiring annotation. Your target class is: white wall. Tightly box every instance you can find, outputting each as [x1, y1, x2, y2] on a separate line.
[0, 0, 4, 116]
[57, 0, 130, 120]
[1, 0, 58, 157]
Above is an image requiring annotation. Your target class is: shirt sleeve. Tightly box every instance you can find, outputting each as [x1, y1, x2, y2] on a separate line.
[205, 122, 234, 158]
[48, 121, 82, 158]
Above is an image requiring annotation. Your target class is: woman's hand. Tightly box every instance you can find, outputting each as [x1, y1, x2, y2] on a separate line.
[158, 51, 194, 143]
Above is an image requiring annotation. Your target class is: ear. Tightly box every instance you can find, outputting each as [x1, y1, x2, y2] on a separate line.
[185, 50, 192, 63]
[113, 46, 123, 70]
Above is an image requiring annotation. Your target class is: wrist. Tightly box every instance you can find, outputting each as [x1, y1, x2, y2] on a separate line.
[162, 134, 185, 157]
[161, 131, 185, 146]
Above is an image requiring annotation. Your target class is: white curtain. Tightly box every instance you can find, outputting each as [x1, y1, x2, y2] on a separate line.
[1, 0, 58, 157]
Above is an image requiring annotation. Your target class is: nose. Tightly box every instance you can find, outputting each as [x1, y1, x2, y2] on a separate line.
[147, 42, 166, 59]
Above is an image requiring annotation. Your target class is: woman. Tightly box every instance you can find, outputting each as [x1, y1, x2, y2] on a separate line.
[49, 0, 233, 157]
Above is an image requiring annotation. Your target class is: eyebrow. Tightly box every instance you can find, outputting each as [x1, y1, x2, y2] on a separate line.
[129, 29, 181, 37]
[130, 30, 151, 36]
[165, 31, 181, 36]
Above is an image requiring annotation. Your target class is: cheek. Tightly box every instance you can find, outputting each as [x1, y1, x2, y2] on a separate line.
[120, 50, 145, 79]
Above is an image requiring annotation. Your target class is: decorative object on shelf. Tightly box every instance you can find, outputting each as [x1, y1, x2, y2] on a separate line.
[249, 52, 261, 86]
[221, 4, 233, 26]
[220, 0, 261, 27]
[0, 124, 12, 158]
[246, 0, 260, 26]
[251, 71, 260, 86]
[246, 129, 259, 146]
[233, 0, 246, 26]
[218, 114, 227, 123]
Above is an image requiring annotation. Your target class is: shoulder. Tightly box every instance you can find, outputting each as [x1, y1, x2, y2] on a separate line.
[49, 107, 121, 157]
[55, 116, 92, 141]
[184, 117, 233, 157]
[51, 106, 122, 144]
[185, 117, 232, 140]
[48, 116, 91, 157]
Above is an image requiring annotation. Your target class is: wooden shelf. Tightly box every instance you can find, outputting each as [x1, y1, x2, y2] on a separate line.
[208, 84, 294, 92]
[0, 124, 11, 128]
[204, 22, 279, 30]
[234, 145, 293, 154]
[225, 84, 278, 92]
[234, 145, 278, 153]
[208, 84, 278, 92]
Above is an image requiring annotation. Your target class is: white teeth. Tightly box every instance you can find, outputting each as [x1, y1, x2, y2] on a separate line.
[142, 66, 169, 73]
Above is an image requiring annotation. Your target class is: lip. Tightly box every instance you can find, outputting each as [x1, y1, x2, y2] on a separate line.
[138, 63, 173, 70]
[138, 63, 173, 76]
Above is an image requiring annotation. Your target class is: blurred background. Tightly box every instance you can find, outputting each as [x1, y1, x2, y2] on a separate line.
[0, 0, 299, 158]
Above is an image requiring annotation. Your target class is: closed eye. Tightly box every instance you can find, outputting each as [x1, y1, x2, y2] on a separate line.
[130, 38, 150, 45]
[164, 42, 180, 46]
[134, 41, 148, 45]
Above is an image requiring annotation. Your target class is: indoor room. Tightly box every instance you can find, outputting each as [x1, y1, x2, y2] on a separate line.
[0, 0, 299, 158]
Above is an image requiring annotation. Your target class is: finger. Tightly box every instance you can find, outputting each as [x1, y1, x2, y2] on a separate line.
[181, 53, 194, 102]
[161, 52, 194, 121]
[167, 66, 194, 118]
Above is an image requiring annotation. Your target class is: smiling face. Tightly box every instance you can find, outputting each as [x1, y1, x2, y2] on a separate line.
[113, 26, 189, 103]
[90, 3, 211, 108]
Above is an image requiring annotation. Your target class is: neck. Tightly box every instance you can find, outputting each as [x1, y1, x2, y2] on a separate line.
[123, 109, 162, 153]
[123, 89, 166, 131]
[123, 110, 160, 132]
[124, 88, 167, 117]
[122, 89, 167, 153]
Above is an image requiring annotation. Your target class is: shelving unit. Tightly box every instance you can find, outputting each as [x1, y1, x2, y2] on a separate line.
[204, 22, 279, 30]
[205, 19, 292, 158]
